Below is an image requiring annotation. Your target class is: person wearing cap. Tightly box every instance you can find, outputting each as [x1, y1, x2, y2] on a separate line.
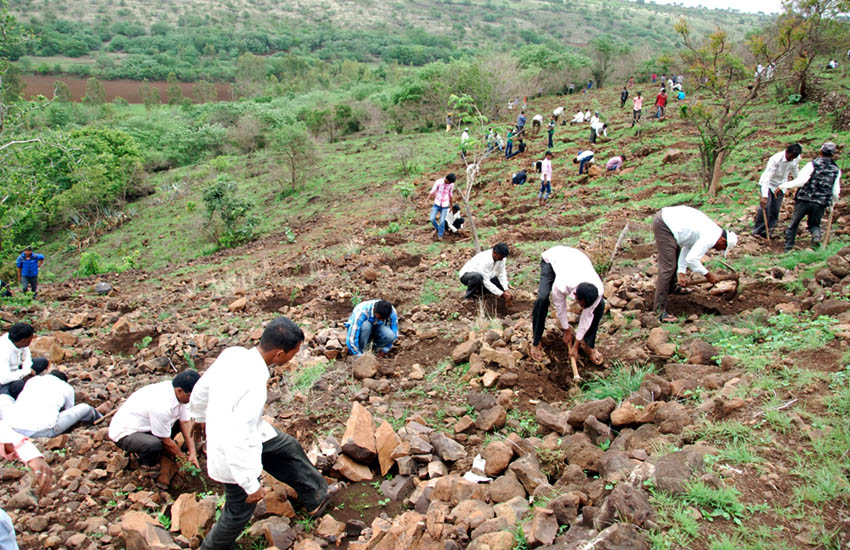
[529, 246, 605, 365]
[191, 317, 341, 550]
[109, 370, 201, 486]
[752, 143, 802, 239]
[459, 243, 512, 302]
[0, 323, 49, 397]
[780, 142, 841, 252]
[428, 173, 455, 240]
[652, 206, 738, 322]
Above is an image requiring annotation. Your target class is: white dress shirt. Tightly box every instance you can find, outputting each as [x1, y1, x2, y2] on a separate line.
[583, 110, 592, 121]
[445, 209, 462, 232]
[0, 395, 15, 421]
[189, 347, 277, 495]
[553, 107, 565, 117]
[589, 115, 600, 126]
[109, 380, 189, 442]
[779, 160, 841, 203]
[532, 114, 544, 124]
[571, 112, 583, 123]
[0, 333, 32, 385]
[759, 151, 799, 198]
[459, 249, 509, 296]
[661, 206, 722, 275]
[7, 375, 74, 433]
[541, 247, 603, 341]
[591, 120, 607, 136]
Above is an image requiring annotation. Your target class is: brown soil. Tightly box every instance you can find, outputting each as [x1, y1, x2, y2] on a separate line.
[643, 281, 797, 317]
[23, 75, 232, 103]
[102, 328, 158, 356]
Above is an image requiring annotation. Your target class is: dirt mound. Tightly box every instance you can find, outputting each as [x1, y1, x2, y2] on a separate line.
[644, 282, 796, 317]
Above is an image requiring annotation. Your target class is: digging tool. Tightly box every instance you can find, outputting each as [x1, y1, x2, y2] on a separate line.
[762, 205, 771, 244]
[570, 356, 582, 383]
[688, 271, 740, 297]
[603, 222, 630, 277]
[824, 204, 835, 247]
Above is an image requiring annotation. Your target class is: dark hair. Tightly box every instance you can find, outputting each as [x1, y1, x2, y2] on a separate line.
[260, 317, 305, 353]
[621, 154, 627, 161]
[445, 173, 457, 183]
[786, 143, 802, 158]
[374, 300, 393, 320]
[575, 282, 599, 307]
[172, 369, 201, 393]
[23, 246, 32, 252]
[545, 151, 552, 157]
[8, 323, 34, 344]
[49, 370, 68, 382]
[493, 243, 509, 258]
[452, 205, 460, 213]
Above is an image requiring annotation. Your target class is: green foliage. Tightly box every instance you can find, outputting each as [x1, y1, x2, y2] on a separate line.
[135, 336, 153, 350]
[588, 35, 630, 88]
[393, 181, 416, 200]
[83, 77, 107, 105]
[580, 362, 654, 402]
[201, 174, 258, 248]
[292, 363, 327, 395]
[272, 125, 318, 191]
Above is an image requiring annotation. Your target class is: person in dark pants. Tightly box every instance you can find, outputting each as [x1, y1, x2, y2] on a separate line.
[192, 318, 342, 550]
[512, 170, 528, 186]
[620, 86, 629, 108]
[459, 243, 511, 302]
[547, 119, 555, 149]
[529, 246, 605, 365]
[16, 248, 44, 298]
[780, 142, 842, 252]
[109, 370, 201, 487]
[445, 205, 465, 234]
[653, 206, 737, 322]
[0, 323, 49, 396]
[752, 144, 802, 238]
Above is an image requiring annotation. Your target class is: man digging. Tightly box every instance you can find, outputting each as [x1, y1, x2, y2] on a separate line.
[653, 205, 738, 323]
[752, 143, 802, 239]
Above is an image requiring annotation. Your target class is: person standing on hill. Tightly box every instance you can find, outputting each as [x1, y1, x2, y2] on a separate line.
[631, 92, 643, 127]
[780, 142, 842, 252]
[654, 89, 668, 119]
[752, 143, 802, 239]
[516, 112, 527, 136]
[539, 151, 554, 205]
[547, 119, 555, 149]
[505, 130, 514, 159]
[428, 173, 455, 240]
[16, 247, 44, 298]
[529, 246, 606, 366]
[620, 86, 629, 108]
[653, 206, 738, 322]
[459, 244, 512, 302]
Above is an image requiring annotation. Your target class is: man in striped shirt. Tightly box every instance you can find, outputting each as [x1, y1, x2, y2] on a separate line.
[428, 173, 455, 240]
[345, 300, 399, 357]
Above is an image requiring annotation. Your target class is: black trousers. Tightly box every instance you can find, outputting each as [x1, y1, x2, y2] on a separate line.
[582, 298, 606, 348]
[460, 273, 504, 298]
[785, 199, 827, 250]
[0, 358, 49, 398]
[200, 430, 328, 550]
[116, 422, 182, 466]
[752, 190, 784, 237]
[531, 260, 557, 346]
[451, 218, 464, 230]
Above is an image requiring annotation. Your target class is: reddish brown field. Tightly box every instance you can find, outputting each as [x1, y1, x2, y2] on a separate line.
[23, 75, 232, 103]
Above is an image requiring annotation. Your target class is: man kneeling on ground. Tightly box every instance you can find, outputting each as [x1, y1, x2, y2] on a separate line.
[0, 323, 49, 397]
[108, 369, 200, 487]
[346, 299, 398, 357]
[459, 243, 512, 303]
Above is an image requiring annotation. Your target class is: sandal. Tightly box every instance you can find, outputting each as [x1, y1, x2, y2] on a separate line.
[671, 285, 692, 295]
[659, 312, 677, 323]
[309, 481, 346, 519]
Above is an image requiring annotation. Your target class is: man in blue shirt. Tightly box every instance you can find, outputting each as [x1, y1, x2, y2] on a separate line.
[345, 300, 398, 357]
[16, 248, 44, 298]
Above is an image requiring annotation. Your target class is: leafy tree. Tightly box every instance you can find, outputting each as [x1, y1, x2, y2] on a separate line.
[83, 77, 106, 105]
[165, 72, 183, 105]
[53, 80, 71, 102]
[273, 125, 318, 192]
[202, 174, 258, 248]
[675, 19, 803, 196]
[192, 80, 217, 103]
[233, 52, 267, 98]
[588, 36, 630, 89]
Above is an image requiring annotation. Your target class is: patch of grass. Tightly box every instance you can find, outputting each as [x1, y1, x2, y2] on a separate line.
[682, 481, 747, 524]
[292, 362, 329, 394]
[580, 361, 654, 403]
[506, 409, 539, 438]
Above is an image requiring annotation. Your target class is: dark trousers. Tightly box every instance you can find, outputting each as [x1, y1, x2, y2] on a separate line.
[583, 299, 606, 348]
[653, 211, 680, 313]
[785, 199, 827, 250]
[451, 218, 464, 230]
[116, 432, 166, 467]
[21, 276, 37, 296]
[548, 133, 554, 148]
[589, 128, 597, 143]
[531, 260, 557, 346]
[752, 191, 784, 237]
[505, 143, 513, 158]
[201, 430, 328, 550]
[0, 358, 49, 398]
[632, 109, 641, 126]
[460, 273, 504, 299]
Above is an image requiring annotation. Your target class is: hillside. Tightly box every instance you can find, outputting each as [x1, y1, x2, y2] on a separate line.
[10, 0, 768, 80]
[1, 55, 849, 550]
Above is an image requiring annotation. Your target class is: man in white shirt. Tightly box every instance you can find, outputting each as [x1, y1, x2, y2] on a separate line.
[590, 120, 607, 144]
[653, 206, 738, 322]
[193, 317, 339, 550]
[532, 114, 544, 135]
[459, 243, 512, 302]
[0, 323, 49, 397]
[574, 150, 595, 175]
[570, 110, 584, 125]
[445, 205, 464, 234]
[0, 420, 53, 549]
[7, 371, 103, 438]
[752, 143, 802, 238]
[780, 142, 842, 252]
[529, 247, 605, 366]
[109, 370, 200, 486]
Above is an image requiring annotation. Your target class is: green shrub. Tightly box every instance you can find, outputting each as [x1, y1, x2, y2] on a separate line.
[202, 175, 258, 248]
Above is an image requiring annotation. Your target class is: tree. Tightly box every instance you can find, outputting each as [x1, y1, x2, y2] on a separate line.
[202, 174, 258, 248]
[233, 52, 267, 98]
[165, 72, 183, 105]
[675, 19, 803, 196]
[192, 80, 217, 103]
[588, 36, 629, 89]
[53, 80, 71, 102]
[273, 125, 318, 192]
[778, 0, 850, 100]
[83, 77, 106, 105]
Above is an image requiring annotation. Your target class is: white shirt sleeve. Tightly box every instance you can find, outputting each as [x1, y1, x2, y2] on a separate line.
[188, 372, 210, 424]
[497, 260, 509, 291]
[834, 170, 842, 203]
[681, 235, 715, 275]
[481, 260, 504, 297]
[223, 388, 266, 495]
[780, 162, 814, 191]
[759, 155, 779, 198]
[63, 384, 75, 411]
[551, 284, 571, 330]
[0, 344, 12, 386]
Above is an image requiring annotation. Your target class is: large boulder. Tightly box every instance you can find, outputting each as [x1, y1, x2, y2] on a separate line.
[647, 327, 675, 358]
[430, 432, 467, 462]
[594, 483, 655, 530]
[453, 339, 482, 364]
[482, 440, 514, 476]
[536, 403, 570, 435]
[568, 398, 616, 427]
[652, 445, 716, 494]
[340, 403, 377, 463]
[352, 355, 379, 380]
[685, 339, 719, 365]
[375, 421, 401, 476]
[476, 405, 507, 432]
[509, 455, 548, 494]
